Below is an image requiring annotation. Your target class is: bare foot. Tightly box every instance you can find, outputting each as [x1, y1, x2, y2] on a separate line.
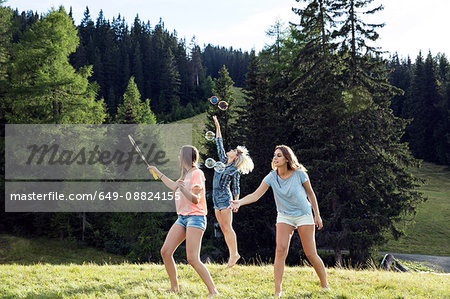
[158, 287, 179, 293]
[274, 291, 282, 298]
[207, 290, 220, 298]
[227, 253, 241, 268]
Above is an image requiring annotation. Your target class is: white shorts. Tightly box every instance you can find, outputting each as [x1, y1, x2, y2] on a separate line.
[276, 213, 314, 228]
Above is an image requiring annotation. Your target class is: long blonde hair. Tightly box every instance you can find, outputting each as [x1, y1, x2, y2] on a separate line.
[272, 145, 307, 172]
[179, 145, 199, 179]
[234, 146, 254, 175]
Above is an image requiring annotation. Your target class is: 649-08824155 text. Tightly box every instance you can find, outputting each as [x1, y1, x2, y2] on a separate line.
[9, 191, 181, 201]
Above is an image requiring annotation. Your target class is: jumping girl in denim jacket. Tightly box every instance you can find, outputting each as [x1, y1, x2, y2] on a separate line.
[212, 116, 254, 268]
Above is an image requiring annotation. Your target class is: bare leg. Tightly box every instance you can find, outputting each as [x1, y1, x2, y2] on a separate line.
[297, 225, 328, 289]
[186, 227, 219, 297]
[274, 223, 295, 298]
[215, 208, 240, 267]
[160, 223, 186, 292]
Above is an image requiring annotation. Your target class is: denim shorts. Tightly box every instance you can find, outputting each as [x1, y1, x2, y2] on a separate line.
[212, 189, 232, 211]
[276, 213, 314, 228]
[175, 215, 207, 231]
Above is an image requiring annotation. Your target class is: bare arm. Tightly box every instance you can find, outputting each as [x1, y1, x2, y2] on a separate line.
[177, 181, 201, 204]
[147, 166, 178, 191]
[230, 181, 270, 211]
[213, 116, 222, 138]
[303, 180, 323, 230]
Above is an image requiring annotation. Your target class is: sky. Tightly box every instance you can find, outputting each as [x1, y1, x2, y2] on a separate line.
[4, 0, 450, 59]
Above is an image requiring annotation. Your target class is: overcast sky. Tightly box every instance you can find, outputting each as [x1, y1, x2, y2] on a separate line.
[5, 0, 450, 58]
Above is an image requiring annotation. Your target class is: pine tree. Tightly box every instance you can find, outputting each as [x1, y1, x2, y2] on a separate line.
[233, 50, 282, 256]
[286, 0, 425, 265]
[387, 53, 412, 117]
[0, 1, 13, 232]
[405, 53, 438, 162]
[116, 76, 156, 124]
[0, 1, 12, 100]
[210, 65, 235, 146]
[5, 7, 106, 124]
[293, 0, 337, 53]
[436, 54, 450, 164]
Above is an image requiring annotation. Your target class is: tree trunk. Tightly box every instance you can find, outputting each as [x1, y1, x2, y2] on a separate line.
[81, 212, 86, 242]
[334, 247, 343, 267]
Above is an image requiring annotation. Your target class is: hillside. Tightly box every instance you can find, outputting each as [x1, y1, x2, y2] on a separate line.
[0, 234, 126, 265]
[379, 162, 450, 255]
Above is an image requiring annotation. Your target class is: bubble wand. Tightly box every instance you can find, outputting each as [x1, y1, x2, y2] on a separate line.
[128, 134, 159, 180]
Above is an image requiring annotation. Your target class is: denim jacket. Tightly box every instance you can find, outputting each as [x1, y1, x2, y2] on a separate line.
[213, 137, 240, 196]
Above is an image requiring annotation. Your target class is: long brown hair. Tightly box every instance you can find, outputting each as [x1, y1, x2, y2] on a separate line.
[179, 145, 199, 179]
[273, 145, 307, 172]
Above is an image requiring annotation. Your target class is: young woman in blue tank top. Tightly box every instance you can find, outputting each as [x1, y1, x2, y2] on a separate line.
[230, 145, 328, 297]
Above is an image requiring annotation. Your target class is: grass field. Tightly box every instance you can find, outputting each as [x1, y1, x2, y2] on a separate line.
[1, 233, 448, 298]
[1, 262, 449, 298]
[379, 162, 450, 256]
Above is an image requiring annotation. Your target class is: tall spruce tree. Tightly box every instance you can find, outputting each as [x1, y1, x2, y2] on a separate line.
[405, 52, 446, 163]
[286, 0, 425, 265]
[201, 65, 236, 259]
[387, 53, 412, 117]
[233, 50, 283, 257]
[205, 65, 235, 148]
[0, 0, 12, 102]
[116, 76, 156, 124]
[5, 7, 106, 124]
[0, 1, 13, 232]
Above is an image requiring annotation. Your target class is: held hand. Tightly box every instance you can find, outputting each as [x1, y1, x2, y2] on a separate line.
[229, 200, 240, 213]
[315, 215, 323, 230]
[192, 184, 202, 196]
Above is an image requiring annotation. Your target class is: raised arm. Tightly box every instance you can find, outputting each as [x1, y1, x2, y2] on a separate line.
[230, 181, 269, 211]
[213, 116, 222, 138]
[213, 116, 227, 163]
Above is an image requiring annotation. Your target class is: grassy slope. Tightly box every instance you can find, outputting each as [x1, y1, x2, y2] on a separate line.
[1, 263, 448, 298]
[0, 234, 127, 265]
[379, 162, 450, 256]
[174, 112, 207, 156]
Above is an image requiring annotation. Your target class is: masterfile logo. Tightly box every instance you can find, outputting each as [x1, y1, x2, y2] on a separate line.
[5, 124, 192, 212]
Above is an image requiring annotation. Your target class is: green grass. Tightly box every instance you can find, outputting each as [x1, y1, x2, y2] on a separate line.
[380, 162, 450, 256]
[174, 112, 208, 155]
[0, 262, 448, 298]
[0, 234, 127, 265]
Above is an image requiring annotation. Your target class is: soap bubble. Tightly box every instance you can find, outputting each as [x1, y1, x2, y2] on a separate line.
[214, 161, 226, 173]
[205, 131, 215, 141]
[218, 100, 229, 111]
[205, 158, 216, 168]
[210, 96, 219, 104]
